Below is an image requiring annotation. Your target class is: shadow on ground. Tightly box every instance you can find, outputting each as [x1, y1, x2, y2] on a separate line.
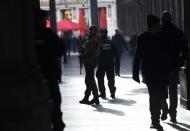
[165, 122, 190, 131]
[130, 87, 148, 94]
[108, 98, 136, 106]
[92, 105, 126, 116]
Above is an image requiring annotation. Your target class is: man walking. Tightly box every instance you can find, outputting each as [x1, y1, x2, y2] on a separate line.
[133, 15, 169, 130]
[160, 11, 189, 123]
[79, 25, 100, 105]
[34, 9, 65, 131]
[112, 29, 127, 76]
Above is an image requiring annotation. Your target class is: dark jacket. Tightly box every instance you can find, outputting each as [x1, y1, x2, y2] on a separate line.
[35, 27, 64, 80]
[82, 35, 99, 67]
[133, 31, 169, 83]
[161, 23, 188, 71]
[112, 34, 127, 54]
[98, 38, 119, 67]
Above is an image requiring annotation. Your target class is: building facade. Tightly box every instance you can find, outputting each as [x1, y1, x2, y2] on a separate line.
[120, 0, 184, 36]
[40, 0, 118, 36]
[120, 0, 190, 110]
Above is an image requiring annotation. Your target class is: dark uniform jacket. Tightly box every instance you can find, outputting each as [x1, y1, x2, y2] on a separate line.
[98, 38, 119, 67]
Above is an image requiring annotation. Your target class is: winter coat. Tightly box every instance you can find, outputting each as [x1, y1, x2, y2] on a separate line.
[161, 22, 188, 71]
[112, 34, 127, 55]
[133, 31, 169, 83]
[35, 27, 65, 80]
[82, 35, 99, 67]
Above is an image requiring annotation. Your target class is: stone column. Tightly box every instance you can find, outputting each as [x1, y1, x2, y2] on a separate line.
[89, 0, 99, 27]
[0, 0, 51, 130]
[180, 0, 190, 110]
[50, 0, 57, 32]
[174, 0, 179, 27]
[178, 0, 184, 30]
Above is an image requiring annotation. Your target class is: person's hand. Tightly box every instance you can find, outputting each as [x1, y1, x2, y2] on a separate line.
[132, 75, 140, 84]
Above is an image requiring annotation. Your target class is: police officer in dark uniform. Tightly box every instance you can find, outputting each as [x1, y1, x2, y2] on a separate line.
[96, 29, 119, 99]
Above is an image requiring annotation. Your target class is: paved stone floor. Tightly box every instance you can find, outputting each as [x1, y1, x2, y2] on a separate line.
[60, 52, 190, 131]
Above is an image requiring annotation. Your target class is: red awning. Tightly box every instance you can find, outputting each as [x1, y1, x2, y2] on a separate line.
[57, 19, 79, 32]
[99, 8, 107, 29]
[78, 9, 87, 36]
[46, 19, 79, 32]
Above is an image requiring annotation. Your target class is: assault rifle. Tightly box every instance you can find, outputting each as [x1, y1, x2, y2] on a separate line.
[78, 45, 84, 75]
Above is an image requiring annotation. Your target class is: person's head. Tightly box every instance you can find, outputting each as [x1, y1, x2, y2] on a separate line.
[99, 29, 108, 40]
[34, 9, 49, 28]
[115, 28, 121, 35]
[147, 15, 160, 33]
[161, 11, 172, 24]
[88, 25, 98, 37]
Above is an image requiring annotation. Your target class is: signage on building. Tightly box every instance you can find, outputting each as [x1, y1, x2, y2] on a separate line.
[58, 0, 88, 5]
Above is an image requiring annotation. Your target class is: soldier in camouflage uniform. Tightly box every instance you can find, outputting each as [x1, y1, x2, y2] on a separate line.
[79, 25, 100, 105]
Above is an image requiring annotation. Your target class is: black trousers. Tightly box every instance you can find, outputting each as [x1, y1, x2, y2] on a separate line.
[96, 65, 116, 95]
[146, 77, 167, 124]
[48, 78, 65, 131]
[115, 53, 121, 75]
[161, 71, 178, 117]
[83, 64, 99, 99]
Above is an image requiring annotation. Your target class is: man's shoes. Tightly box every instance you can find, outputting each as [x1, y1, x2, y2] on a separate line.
[150, 123, 163, 131]
[169, 112, 177, 123]
[115, 73, 120, 77]
[110, 87, 116, 99]
[89, 98, 100, 105]
[170, 117, 177, 123]
[79, 99, 90, 105]
[99, 94, 106, 99]
[110, 93, 115, 99]
[161, 111, 168, 121]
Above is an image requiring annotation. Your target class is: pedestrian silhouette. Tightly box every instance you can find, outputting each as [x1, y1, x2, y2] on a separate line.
[112, 28, 128, 76]
[60, 32, 68, 64]
[34, 9, 65, 131]
[160, 11, 189, 123]
[79, 25, 100, 105]
[132, 14, 169, 130]
[96, 29, 119, 99]
[129, 33, 138, 58]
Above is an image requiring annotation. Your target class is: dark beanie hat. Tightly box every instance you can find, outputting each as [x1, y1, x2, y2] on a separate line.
[89, 25, 98, 31]
[147, 15, 160, 27]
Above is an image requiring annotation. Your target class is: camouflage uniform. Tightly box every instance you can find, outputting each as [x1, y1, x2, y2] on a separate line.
[79, 28, 100, 105]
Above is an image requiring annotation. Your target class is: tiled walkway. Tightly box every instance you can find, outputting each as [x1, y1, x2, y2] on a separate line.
[60, 52, 190, 131]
